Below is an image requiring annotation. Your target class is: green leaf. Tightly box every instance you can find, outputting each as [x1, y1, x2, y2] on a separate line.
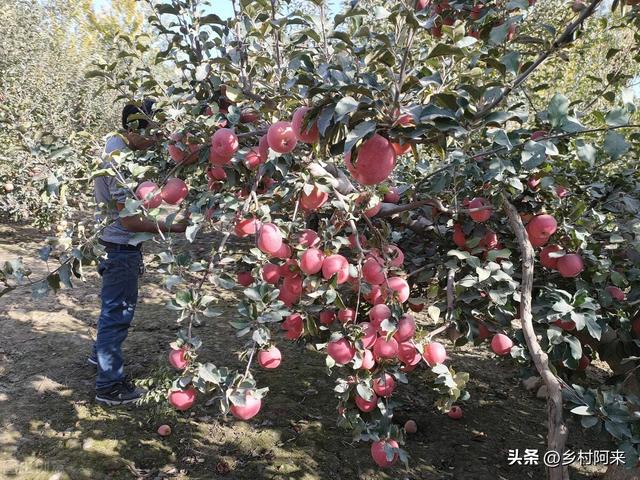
[427, 306, 440, 322]
[185, 223, 201, 243]
[373, 6, 391, 19]
[552, 299, 573, 314]
[427, 44, 464, 59]
[581, 416, 599, 428]
[214, 274, 236, 290]
[334, 96, 359, 122]
[129, 232, 154, 245]
[476, 267, 491, 282]
[548, 93, 569, 128]
[604, 420, 632, 440]
[252, 327, 270, 345]
[32, 280, 49, 299]
[175, 290, 192, 307]
[571, 405, 592, 415]
[605, 108, 629, 127]
[198, 363, 222, 384]
[244, 288, 263, 302]
[343, 121, 376, 153]
[356, 383, 375, 401]
[195, 63, 210, 82]
[500, 51, 520, 75]
[200, 13, 224, 24]
[575, 140, 596, 167]
[85, 70, 106, 79]
[603, 131, 629, 159]
[38, 246, 52, 261]
[58, 263, 73, 289]
[165, 275, 182, 290]
[489, 23, 509, 45]
[521, 141, 547, 170]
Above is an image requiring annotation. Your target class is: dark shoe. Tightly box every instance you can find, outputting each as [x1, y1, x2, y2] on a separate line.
[87, 355, 98, 366]
[95, 379, 146, 406]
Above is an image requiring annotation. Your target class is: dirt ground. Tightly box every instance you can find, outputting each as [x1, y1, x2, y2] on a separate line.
[0, 222, 615, 480]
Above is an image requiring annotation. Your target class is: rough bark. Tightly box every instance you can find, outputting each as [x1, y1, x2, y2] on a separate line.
[504, 198, 569, 480]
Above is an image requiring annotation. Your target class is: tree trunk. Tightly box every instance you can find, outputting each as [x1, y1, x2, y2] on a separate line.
[504, 198, 570, 480]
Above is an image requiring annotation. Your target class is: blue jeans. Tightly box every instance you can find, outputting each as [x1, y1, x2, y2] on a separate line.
[93, 249, 142, 391]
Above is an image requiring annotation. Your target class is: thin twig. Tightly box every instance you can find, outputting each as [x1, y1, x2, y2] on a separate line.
[474, 0, 603, 121]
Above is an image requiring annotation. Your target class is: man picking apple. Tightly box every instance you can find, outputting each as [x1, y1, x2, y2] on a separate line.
[90, 100, 188, 406]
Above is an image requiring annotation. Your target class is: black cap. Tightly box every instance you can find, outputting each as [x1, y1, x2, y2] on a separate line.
[122, 99, 156, 130]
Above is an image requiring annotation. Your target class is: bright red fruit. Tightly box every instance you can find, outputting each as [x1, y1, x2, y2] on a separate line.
[282, 313, 303, 340]
[360, 322, 377, 349]
[319, 310, 336, 326]
[369, 304, 391, 327]
[448, 406, 463, 419]
[372, 373, 395, 397]
[300, 186, 329, 211]
[210, 128, 238, 158]
[298, 229, 320, 247]
[540, 244, 562, 269]
[398, 341, 421, 366]
[327, 338, 356, 364]
[527, 214, 558, 240]
[244, 148, 264, 170]
[300, 248, 325, 275]
[262, 263, 281, 284]
[344, 134, 396, 185]
[237, 271, 254, 287]
[385, 245, 404, 267]
[258, 346, 282, 369]
[394, 314, 416, 342]
[322, 254, 350, 284]
[230, 391, 262, 420]
[578, 355, 590, 371]
[373, 337, 399, 360]
[291, 106, 319, 144]
[356, 392, 378, 412]
[468, 197, 492, 222]
[168, 387, 197, 411]
[606, 286, 625, 301]
[371, 439, 399, 468]
[557, 253, 584, 278]
[453, 223, 466, 248]
[387, 277, 410, 303]
[338, 308, 356, 324]
[257, 223, 283, 255]
[383, 188, 400, 203]
[161, 177, 188, 205]
[207, 166, 227, 182]
[267, 121, 298, 153]
[135, 181, 162, 209]
[423, 341, 446, 366]
[491, 334, 513, 356]
[363, 256, 385, 285]
[234, 217, 260, 237]
[168, 348, 189, 370]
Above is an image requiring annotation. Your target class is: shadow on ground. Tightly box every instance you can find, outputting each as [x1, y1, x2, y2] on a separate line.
[0, 223, 612, 480]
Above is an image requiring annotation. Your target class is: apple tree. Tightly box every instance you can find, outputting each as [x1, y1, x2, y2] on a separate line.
[2, 0, 640, 478]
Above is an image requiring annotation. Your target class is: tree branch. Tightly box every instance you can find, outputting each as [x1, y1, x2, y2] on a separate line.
[474, 0, 603, 121]
[375, 196, 492, 219]
[503, 197, 569, 480]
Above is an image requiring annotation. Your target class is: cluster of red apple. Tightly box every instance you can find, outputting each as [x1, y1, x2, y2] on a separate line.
[135, 177, 188, 208]
[153, 100, 530, 466]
